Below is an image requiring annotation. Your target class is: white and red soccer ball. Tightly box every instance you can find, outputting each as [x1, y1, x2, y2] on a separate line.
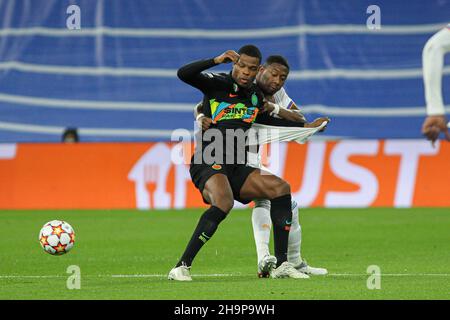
[38, 220, 75, 255]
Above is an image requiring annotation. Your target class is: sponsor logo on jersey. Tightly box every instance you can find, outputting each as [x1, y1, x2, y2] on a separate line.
[251, 93, 258, 107]
[209, 99, 259, 123]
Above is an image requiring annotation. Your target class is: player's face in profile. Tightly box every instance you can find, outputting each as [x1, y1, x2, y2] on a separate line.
[257, 63, 289, 95]
[231, 54, 260, 88]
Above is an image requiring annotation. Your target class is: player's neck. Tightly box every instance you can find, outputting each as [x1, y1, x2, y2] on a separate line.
[264, 94, 275, 102]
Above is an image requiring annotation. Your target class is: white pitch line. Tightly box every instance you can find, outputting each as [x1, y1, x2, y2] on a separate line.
[108, 273, 450, 277]
[1, 273, 449, 279]
[329, 273, 450, 277]
[0, 274, 240, 279]
[0, 275, 66, 279]
[111, 273, 239, 278]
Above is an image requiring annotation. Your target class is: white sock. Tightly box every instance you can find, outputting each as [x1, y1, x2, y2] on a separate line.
[251, 199, 272, 264]
[288, 201, 302, 266]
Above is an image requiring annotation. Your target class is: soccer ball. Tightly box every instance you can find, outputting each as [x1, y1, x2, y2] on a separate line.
[38, 220, 75, 255]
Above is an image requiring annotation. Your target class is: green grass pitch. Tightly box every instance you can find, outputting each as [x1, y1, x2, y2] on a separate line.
[0, 208, 449, 300]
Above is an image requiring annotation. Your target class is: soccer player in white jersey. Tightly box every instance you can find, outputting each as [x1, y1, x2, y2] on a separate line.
[250, 55, 328, 278]
[195, 55, 329, 278]
[421, 23, 450, 145]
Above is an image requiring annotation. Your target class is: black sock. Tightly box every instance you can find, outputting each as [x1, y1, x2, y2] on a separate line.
[270, 194, 292, 267]
[176, 206, 227, 268]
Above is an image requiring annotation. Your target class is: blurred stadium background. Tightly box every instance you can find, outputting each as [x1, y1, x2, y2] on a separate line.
[0, 0, 449, 210]
[0, 0, 449, 143]
[0, 0, 449, 301]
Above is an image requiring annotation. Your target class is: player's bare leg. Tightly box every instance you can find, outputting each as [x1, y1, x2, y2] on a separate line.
[169, 174, 233, 281]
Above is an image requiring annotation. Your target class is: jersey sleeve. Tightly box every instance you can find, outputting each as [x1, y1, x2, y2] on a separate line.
[274, 87, 295, 110]
[177, 58, 221, 94]
[255, 112, 305, 127]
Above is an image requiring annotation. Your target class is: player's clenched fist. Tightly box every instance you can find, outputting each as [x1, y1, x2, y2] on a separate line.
[421, 115, 450, 146]
[305, 117, 330, 132]
[214, 50, 240, 64]
[197, 116, 214, 131]
[260, 101, 275, 113]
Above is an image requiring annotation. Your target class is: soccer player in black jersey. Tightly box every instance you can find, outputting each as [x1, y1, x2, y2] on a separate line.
[168, 45, 307, 281]
[193, 55, 329, 279]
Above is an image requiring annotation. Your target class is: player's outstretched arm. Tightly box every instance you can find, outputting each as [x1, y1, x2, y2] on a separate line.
[288, 103, 308, 121]
[261, 101, 306, 123]
[304, 117, 330, 131]
[421, 27, 450, 146]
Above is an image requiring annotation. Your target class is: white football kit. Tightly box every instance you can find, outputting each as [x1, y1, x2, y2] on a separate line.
[422, 24, 450, 116]
[248, 87, 327, 276]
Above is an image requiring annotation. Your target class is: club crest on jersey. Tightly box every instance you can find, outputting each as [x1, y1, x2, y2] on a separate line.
[212, 164, 222, 170]
[251, 93, 258, 106]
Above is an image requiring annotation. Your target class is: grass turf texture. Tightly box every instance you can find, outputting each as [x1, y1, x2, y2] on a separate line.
[0, 208, 449, 300]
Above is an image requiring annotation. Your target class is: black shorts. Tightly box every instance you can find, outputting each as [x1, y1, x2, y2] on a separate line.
[190, 161, 257, 205]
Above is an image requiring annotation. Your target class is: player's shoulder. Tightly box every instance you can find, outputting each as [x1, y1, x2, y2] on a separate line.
[273, 87, 293, 107]
[203, 72, 229, 81]
[203, 72, 233, 90]
[274, 87, 287, 99]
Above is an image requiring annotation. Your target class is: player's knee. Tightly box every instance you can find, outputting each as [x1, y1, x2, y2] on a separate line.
[209, 192, 234, 213]
[215, 198, 234, 213]
[266, 179, 290, 199]
[281, 181, 291, 196]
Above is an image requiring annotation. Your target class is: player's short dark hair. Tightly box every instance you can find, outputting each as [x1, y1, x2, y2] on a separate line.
[238, 45, 262, 63]
[62, 127, 79, 142]
[264, 55, 290, 71]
